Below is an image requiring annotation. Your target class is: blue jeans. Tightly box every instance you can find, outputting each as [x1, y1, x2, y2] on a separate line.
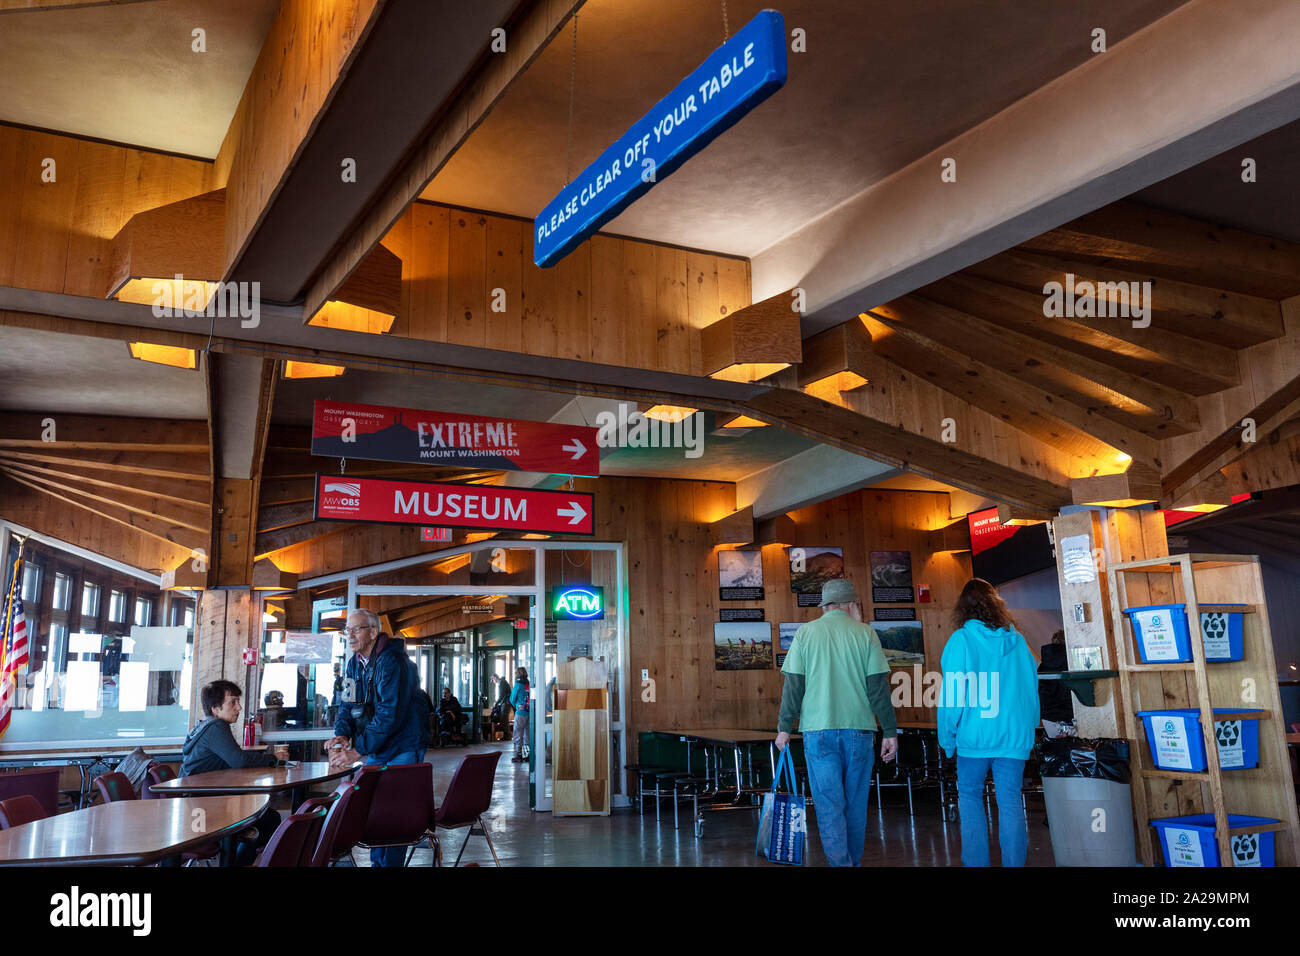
[365, 750, 425, 867]
[956, 756, 1027, 867]
[802, 729, 875, 867]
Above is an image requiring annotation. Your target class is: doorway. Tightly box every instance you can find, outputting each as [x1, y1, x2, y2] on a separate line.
[298, 539, 627, 811]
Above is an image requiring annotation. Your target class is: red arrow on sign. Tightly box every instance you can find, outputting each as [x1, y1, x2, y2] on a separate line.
[314, 474, 595, 535]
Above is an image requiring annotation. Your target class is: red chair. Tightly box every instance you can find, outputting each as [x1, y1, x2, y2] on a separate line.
[355, 763, 438, 866]
[0, 794, 47, 829]
[306, 781, 361, 867]
[92, 771, 136, 803]
[0, 768, 60, 816]
[435, 751, 502, 867]
[317, 768, 382, 866]
[143, 762, 178, 799]
[256, 807, 327, 867]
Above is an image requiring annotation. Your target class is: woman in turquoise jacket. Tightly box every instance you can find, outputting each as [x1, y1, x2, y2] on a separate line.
[938, 578, 1039, 866]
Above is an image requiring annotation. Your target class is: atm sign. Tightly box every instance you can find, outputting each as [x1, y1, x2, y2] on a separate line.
[551, 586, 604, 621]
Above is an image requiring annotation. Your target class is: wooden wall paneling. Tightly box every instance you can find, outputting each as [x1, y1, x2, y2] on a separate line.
[655, 246, 690, 376]
[12, 130, 78, 293]
[622, 241, 658, 372]
[716, 255, 751, 322]
[684, 250, 720, 378]
[485, 214, 524, 356]
[521, 227, 558, 359]
[554, 240, 591, 362]
[588, 235, 626, 368]
[63, 139, 127, 297]
[447, 210, 488, 348]
[408, 204, 450, 342]
[0, 127, 29, 286]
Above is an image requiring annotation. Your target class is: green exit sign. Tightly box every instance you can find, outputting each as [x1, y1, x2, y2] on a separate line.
[550, 586, 604, 621]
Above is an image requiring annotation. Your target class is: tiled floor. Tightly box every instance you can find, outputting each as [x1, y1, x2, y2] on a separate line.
[355, 741, 1057, 867]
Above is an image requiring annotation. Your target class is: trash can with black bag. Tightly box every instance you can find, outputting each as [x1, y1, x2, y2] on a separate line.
[1040, 737, 1136, 866]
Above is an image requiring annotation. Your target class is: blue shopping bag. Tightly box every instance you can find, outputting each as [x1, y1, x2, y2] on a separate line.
[756, 746, 806, 864]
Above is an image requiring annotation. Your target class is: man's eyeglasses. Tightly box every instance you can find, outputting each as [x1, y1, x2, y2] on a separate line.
[341, 625, 377, 636]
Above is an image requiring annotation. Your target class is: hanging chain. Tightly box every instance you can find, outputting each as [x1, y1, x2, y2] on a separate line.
[339, 457, 346, 475]
[564, 14, 578, 187]
[721, 0, 729, 42]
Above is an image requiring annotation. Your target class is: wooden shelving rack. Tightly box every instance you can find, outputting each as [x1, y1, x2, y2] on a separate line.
[1107, 553, 1299, 867]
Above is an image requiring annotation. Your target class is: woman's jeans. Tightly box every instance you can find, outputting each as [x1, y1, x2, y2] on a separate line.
[513, 712, 529, 759]
[364, 749, 425, 867]
[802, 729, 875, 867]
[956, 756, 1027, 867]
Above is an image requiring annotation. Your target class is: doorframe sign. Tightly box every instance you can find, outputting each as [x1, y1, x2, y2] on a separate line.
[313, 474, 595, 536]
[310, 400, 600, 477]
[533, 9, 787, 268]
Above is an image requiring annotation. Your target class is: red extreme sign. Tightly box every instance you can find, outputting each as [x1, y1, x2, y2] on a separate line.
[314, 475, 594, 536]
[310, 400, 600, 477]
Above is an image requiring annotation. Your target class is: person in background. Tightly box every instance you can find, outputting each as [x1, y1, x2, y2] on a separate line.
[493, 673, 513, 706]
[510, 667, 530, 763]
[437, 686, 468, 742]
[1038, 630, 1076, 738]
[938, 578, 1039, 867]
[775, 578, 898, 868]
[260, 688, 285, 733]
[327, 609, 423, 866]
[181, 679, 281, 865]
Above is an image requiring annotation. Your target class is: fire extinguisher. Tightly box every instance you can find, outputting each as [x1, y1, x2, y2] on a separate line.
[253, 712, 263, 746]
[243, 717, 255, 748]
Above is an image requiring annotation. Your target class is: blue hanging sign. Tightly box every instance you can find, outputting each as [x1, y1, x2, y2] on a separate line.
[534, 9, 787, 268]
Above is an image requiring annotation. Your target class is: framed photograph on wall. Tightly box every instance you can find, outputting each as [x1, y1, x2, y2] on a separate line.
[713, 621, 773, 671]
[777, 622, 800, 669]
[787, 546, 846, 607]
[871, 618, 925, 668]
[870, 550, 915, 603]
[718, 549, 764, 600]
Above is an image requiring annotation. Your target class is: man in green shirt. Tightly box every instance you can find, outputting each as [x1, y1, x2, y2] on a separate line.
[776, 578, 897, 866]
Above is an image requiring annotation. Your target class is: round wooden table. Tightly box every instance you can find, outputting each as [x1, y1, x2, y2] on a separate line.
[149, 761, 355, 810]
[0, 794, 269, 866]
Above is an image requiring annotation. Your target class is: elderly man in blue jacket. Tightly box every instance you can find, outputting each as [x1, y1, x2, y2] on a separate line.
[327, 608, 424, 866]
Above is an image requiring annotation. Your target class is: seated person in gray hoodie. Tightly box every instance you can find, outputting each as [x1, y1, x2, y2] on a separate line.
[181, 679, 281, 864]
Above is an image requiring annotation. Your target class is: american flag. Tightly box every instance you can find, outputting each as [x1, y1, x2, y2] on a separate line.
[0, 552, 27, 739]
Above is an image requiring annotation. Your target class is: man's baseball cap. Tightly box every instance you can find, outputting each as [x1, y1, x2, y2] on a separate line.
[820, 579, 858, 606]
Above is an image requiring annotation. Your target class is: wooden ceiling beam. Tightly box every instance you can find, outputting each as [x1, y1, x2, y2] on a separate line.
[791, 318, 875, 389]
[0, 455, 208, 507]
[871, 296, 1200, 436]
[254, 520, 351, 559]
[0, 412, 209, 452]
[303, 0, 585, 319]
[741, 387, 1071, 512]
[857, 313, 1156, 464]
[1071, 462, 1162, 507]
[0, 460, 207, 531]
[917, 273, 1239, 395]
[0, 446, 209, 479]
[0, 469, 205, 551]
[1019, 200, 1300, 301]
[1161, 372, 1300, 503]
[965, 249, 1284, 348]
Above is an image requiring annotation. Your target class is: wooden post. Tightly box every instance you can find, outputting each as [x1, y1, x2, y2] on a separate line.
[192, 589, 258, 726]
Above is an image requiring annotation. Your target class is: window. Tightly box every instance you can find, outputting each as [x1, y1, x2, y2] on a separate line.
[2, 538, 196, 746]
[21, 563, 41, 603]
[80, 582, 100, 618]
[108, 589, 127, 624]
[52, 572, 72, 611]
